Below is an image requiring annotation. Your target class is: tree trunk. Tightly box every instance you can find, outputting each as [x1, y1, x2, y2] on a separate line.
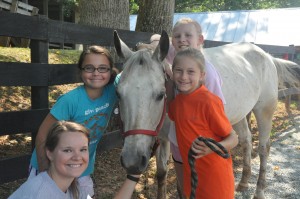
[78, 0, 129, 30]
[136, 0, 175, 35]
[77, 0, 129, 60]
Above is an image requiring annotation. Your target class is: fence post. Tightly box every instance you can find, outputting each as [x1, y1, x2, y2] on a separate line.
[58, 1, 65, 49]
[284, 44, 296, 112]
[20, 7, 39, 48]
[288, 44, 295, 61]
[30, 16, 49, 149]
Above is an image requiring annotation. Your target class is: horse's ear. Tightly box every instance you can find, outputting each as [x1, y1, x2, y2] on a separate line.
[114, 30, 133, 60]
[152, 30, 169, 62]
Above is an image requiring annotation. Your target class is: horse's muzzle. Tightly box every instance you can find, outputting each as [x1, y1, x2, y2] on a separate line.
[120, 151, 150, 174]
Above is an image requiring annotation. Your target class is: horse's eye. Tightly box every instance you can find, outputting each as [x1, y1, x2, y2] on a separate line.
[156, 91, 165, 101]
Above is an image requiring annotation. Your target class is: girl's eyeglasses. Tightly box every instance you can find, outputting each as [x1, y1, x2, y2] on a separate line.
[81, 65, 111, 73]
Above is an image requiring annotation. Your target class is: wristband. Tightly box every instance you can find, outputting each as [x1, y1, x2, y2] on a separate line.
[126, 174, 139, 183]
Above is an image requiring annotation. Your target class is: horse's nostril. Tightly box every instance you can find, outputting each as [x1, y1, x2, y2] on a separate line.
[141, 155, 147, 168]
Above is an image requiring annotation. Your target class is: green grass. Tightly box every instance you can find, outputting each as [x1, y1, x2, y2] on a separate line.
[290, 101, 299, 109]
[0, 46, 81, 63]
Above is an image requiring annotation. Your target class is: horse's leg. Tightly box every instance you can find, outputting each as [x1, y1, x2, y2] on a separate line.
[252, 100, 277, 199]
[246, 111, 258, 158]
[155, 139, 170, 199]
[246, 111, 252, 132]
[234, 118, 253, 192]
[297, 94, 300, 111]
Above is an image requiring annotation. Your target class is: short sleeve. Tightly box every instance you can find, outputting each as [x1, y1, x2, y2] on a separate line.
[206, 99, 232, 138]
[50, 92, 78, 121]
[114, 73, 122, 86]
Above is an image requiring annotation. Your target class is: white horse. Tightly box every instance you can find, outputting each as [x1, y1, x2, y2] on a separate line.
[113, 30, 300, 199]
[114, 30, 171, 199]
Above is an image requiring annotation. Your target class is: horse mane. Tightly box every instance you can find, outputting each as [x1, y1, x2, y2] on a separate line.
[272, 57, 300, 89]
[122, 48, 162, 79]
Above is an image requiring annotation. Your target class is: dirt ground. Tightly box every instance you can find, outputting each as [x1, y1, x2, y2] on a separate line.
[0, 99, 299, 199]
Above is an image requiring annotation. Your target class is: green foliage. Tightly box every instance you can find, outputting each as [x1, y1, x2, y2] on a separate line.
[60, 0, 300, 18]
[174, 0, 300, 12]
[290, 101, 299, 109]
[56, 0, 79, 17]
[129, 0, 139, 14]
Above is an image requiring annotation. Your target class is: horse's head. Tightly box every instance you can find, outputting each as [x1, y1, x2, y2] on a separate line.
[114, 30, 169, 174]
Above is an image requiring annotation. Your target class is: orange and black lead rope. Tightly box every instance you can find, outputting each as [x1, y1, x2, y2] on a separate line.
[188, 137, 230, 199]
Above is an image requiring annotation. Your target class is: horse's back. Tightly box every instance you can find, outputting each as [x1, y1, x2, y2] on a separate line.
[203, 43, 278, 124]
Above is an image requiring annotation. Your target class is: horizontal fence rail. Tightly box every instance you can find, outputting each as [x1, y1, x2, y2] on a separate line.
[0, 109, 49, 136]
[204, 40, 296, 54]
[0, 62, 80, 86]
[0, 11, 152, 48]
[278, 87, 300, 98]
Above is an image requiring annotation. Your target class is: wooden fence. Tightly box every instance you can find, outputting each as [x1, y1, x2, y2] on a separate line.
[0, 10, 299, 184]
